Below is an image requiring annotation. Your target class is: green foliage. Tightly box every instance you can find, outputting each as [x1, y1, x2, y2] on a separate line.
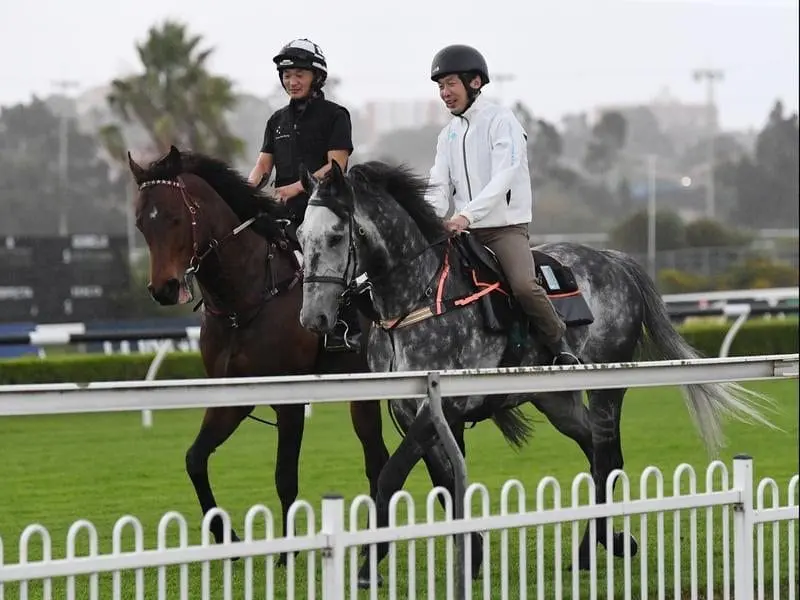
[0, 352, 205, 384]
[657, 258, 798, 293]
[657, 269, 711, 293]
[609, 208, 686, 253]
[717, 257, 799, 290]
[678, 317, 798, 358]
[685, 218, 752, 248]
[2, 319, 796, 384]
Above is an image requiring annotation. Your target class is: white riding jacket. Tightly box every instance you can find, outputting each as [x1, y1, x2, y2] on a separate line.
[425, 94, 533, 228]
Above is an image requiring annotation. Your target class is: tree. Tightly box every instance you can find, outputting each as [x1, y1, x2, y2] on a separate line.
[609, 209, 686, 253]
[0, 99, 126, 235]
[100, 20, 244, 163]
[583, 110, 627, 175]
[717, 100, 799, 228]
[685, 218, 752, 248]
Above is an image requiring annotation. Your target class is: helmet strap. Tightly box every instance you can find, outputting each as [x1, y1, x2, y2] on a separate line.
[453, 72, 481, 115]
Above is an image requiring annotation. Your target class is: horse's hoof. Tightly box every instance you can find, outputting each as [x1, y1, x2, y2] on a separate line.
[566, 560, 592, 572]
[611, 532, 638, 558]
[357, 573, 384, 589]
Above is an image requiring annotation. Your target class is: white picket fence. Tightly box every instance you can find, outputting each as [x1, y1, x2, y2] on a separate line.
[0, 353, 797, 599]
[0, 458, 796, 599]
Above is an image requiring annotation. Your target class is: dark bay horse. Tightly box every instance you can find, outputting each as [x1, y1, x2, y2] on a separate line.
[127, 146, 390, 553]
[295, 160, 776, 583]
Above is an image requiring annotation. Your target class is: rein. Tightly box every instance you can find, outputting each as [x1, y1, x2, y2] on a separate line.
[138, 176, 302, 329]
[138, 177, 259, 274]
[138, 175, 302, 429]
[303, 193, 499, 333]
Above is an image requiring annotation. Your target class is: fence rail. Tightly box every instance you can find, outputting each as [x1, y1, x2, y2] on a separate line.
[0, 353, 797, 416]
[0, 458, 796, 599]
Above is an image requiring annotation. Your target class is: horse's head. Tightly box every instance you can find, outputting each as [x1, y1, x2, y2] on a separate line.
[129, 145, 233, 306]
[296, 160, 359, 333]
[298, 160, 446, 334]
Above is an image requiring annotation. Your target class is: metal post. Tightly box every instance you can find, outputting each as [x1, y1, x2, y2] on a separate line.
[141, 339, 175, 428]
[426, 372, 468, 600]
[320, 494, 345, 600]
[693, 68, 724, 219]
[732, 454, 754, 600]
[647, 154, 657, 280]
[52, 80, 78, 236]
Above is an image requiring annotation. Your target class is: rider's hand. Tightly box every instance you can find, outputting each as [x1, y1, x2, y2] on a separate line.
[444, 215, 470, 234]
[274, 181, 304, 202]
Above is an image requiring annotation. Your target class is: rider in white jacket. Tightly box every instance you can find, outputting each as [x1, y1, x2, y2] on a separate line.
[426, 92, 532, 229]
[424, 44, 579, 366]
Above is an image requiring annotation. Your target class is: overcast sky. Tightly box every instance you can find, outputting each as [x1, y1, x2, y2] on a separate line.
[1, 0, 797, 130]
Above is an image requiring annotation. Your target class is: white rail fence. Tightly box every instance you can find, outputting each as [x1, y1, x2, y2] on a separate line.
[0, 458, 796, 599]
[0, 354, 797, 598]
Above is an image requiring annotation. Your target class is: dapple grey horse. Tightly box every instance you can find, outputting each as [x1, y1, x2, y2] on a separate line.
[295, 159, 774, 585]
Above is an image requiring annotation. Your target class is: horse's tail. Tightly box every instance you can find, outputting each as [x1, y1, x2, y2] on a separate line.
[492, 406, 535, 450]
[615, 251, 778, 454]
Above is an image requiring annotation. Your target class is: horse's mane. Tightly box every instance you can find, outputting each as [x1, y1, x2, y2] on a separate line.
[141, 150, 290, 240]
[347, 161, 447, 243]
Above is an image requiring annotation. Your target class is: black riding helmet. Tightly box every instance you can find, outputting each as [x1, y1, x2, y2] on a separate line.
[430, 44, 490, 86]
[273, 38, 328, 90]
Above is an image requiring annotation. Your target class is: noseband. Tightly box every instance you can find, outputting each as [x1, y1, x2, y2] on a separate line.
[303, 196, 363, 293]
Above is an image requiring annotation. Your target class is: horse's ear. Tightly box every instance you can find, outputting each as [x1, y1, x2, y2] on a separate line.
[166, 144, 182, 172]
[127, 151, 146, 185]
[328, 159, 345, 186]
[299, 163, 316, 194]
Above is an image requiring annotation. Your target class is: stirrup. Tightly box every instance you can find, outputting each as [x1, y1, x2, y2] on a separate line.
[552, 351, 581, 366]
[323, 319, 360, 352]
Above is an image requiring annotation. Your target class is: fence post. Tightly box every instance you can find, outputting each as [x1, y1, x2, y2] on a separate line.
[320, 494, 345, 600]
[732, 454, 754, 600]
[427, 371, 468, 600]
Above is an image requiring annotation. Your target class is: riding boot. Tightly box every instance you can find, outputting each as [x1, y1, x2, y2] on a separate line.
[546, 337, 582, 366]
[324, 302, 363, 352]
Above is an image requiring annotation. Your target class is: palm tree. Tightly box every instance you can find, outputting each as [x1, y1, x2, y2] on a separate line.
[99, 20, 244, 163]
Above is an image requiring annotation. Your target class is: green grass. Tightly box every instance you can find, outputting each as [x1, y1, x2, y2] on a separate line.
[0, 381, 797, 598]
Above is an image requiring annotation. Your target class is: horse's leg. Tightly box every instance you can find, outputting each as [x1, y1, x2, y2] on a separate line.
[392, 404, 475, 521]
[526, 391, 597, 569]
[274, 404, 306, 566]
[417, 420, 485, 578]
[578, 388, 638, 568]
[185, 405, 253, 544]
[357, 403, 439, 588]
[349, 400, 390, 499]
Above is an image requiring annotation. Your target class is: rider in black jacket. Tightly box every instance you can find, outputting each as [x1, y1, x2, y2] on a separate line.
[248, 38, 361, 352]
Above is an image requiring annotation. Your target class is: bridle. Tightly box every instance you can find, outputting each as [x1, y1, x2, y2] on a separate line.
[138, 177, 258, 275]
[137, 176, 303, 330]
[302, 194, 451, 327]
[302, 196, 362, 293]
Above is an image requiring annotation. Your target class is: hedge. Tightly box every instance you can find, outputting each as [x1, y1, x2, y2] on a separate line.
[0, 318, 796, 385]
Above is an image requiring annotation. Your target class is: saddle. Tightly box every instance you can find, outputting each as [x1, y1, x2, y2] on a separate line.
[451, 232, 594, 335]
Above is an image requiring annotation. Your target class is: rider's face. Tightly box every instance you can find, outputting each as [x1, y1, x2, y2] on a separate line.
[437, 74, 480, 114]
[281, 68, 314, 99]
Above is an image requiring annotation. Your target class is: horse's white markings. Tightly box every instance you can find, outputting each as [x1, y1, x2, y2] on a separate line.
[149, 206, 158, 220]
